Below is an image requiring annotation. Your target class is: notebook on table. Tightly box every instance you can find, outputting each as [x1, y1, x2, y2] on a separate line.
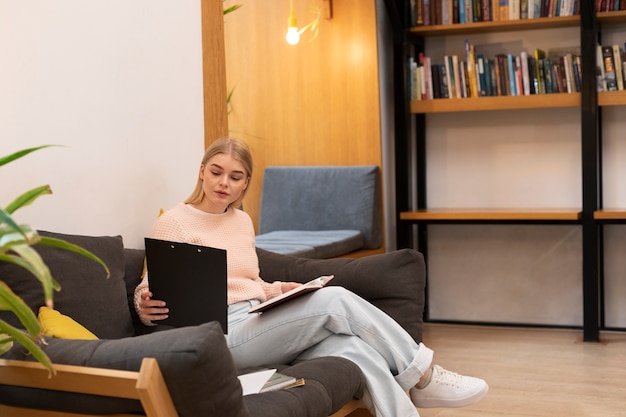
[144, 237, 228, 333]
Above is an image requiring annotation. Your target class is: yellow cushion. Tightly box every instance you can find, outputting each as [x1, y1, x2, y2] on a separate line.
[38, 307, 99, 340]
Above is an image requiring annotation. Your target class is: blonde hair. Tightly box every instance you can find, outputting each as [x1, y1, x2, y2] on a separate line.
[184, 137, 253, 208]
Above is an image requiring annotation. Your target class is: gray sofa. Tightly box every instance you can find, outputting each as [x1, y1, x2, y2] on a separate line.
[0, 230, 426, 417]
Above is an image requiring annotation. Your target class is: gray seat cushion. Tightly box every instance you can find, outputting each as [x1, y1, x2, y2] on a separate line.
[255, 230, 364, 259]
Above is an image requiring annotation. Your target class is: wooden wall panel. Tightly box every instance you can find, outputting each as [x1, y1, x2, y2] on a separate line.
[222, 0, 381, 231]
[202, 0, 229, 143]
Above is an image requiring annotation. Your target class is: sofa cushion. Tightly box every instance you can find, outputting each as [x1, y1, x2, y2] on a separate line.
[257, 248, 426, 343]
[0, 230, 134, 339]
[37, 307, 98, 340]
[242, 357, 364, 417]
[0, 322, 250, 417]
[255, 230, 364, 258]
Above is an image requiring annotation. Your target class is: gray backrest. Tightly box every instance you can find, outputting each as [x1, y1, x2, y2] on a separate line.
[258, 165, 382, 249]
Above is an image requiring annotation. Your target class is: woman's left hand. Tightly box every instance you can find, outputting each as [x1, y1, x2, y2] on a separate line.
[281, 281, 302, 293]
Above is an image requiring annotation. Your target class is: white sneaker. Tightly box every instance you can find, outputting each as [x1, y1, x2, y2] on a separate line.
[410, 365, 488, 408]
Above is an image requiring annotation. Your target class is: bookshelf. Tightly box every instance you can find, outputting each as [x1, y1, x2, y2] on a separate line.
[394, 2, 626, 342]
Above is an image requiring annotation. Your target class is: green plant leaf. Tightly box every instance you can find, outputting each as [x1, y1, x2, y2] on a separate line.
[224, 3, 242, 15]
[4, 185, 53, 215]
[0, 145, 59, 168]
[7, 244, 58, 307]
[0, 333, 13, 356]
[39, 236, 110, 279]
[0, 209, 28, 241]
[0, 319, 52, 374]
[0, 281, 42, 336]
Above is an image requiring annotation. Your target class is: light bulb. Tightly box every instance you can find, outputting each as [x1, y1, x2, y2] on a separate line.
[286, 27, 300, 45]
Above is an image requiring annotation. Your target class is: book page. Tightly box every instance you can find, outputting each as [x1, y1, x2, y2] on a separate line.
[237, 369, 276, 396]
[248, 275, 334, 314]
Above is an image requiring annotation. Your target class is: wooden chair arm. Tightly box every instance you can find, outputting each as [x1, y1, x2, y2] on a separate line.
[0, 357, 178, 417]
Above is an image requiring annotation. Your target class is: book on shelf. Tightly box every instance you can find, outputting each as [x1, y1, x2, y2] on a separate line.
[499, 0, 509, 21]
[509, 0, 520, 20]
[534, 48, 547, 94]
[490, 0, 499, 20]
[420, 53, 434, 99]
[564, 53, 574, 93]
[477, 54, 488, 96]
[520, 51, 531, 95]
[520, 0, 529, 19]
[407, 40, 590, 100]
[602, 45, 619, 92]
[596, 44, 607, 92]
[409, 0, 582, 26]
[622, 44, 626, 90]
[465, 39, 479, 98]
[613, 44, 624, 91]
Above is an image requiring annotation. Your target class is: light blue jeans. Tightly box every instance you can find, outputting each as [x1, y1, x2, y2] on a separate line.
[226, 286, 433, 417]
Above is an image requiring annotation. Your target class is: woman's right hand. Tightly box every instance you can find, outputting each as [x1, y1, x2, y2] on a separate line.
[138, 290, 169, 323]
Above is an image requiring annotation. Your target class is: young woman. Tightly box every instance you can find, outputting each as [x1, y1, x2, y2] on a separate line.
[135, 137, 488, 417]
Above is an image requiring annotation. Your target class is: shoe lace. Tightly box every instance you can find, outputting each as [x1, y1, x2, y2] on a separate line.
[433, 365, 463, 387]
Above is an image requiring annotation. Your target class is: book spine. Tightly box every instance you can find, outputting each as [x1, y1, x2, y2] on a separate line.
[520, 51, 531, 95]
[544, 57, 554, 93]
[440, 63, 450, 98]
[506, 54, 517, 95]
[482, 0, 492, 21]
[453, 0, 460, 22]
[459, 0, 466, 22]
[596, 44, 606, 92]
[602, 45, 618, 91]
[465, 0, 474, 23]
[528, 56, 537, 94]
[477, 54, 488, 96]
[564, 54, 573, 93]
[452, 55, 462, 98]
[572, 56, 582, 92]
[432, 64, 441, 98]
[509, 0, 520, 19]
[492, 0, 500, 20]
[416, 0, 424, 25]
[499, 0, 509, 20]
[534, 49, 546, 94]
[612, 44, 624, 90]
[445, 55, 456, 98]
[465, 39, 479, 97]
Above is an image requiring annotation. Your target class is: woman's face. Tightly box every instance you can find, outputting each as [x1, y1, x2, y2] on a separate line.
[197, 152, 249, 214]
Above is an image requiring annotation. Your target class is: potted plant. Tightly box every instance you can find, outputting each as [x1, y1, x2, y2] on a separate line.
[0, 145, 109, 373]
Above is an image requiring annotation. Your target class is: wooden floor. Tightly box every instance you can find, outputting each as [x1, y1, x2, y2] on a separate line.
[416, 323, 626, 417]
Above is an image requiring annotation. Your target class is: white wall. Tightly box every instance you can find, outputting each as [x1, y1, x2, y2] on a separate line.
[1, 0, 205, 249]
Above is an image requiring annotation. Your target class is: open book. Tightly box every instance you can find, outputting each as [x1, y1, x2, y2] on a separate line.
[238, 368, 305, 395]
[248, 275, 334, 314]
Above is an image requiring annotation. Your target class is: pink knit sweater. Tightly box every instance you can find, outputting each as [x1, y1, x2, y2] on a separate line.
[134, 203, 283, 319]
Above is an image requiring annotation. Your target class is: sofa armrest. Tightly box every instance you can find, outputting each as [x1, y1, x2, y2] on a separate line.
[1, 322, 250, 417]
[256, 248, 426, 343]
[0, 357, 177, 417]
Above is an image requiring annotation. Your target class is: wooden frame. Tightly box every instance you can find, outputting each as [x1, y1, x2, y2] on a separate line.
[0, 357, 372, 417]
[328, 399, 372, 417]
[0, 358, 178, 417]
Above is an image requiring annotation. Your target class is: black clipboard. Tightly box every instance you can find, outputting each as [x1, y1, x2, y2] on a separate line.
[144, 238, 228, 333]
